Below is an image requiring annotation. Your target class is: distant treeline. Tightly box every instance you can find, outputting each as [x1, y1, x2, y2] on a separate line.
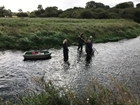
[0, 1, 140, 23]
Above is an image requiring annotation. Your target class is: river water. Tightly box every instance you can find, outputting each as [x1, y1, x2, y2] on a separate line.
[0, 36, 140, 102]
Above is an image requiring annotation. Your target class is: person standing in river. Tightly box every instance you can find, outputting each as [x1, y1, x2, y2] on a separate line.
[77, 33, 85, 51]
[85, 37, 93, 62]
[63, 39, 70, 65]
[89, 36, 94, 55]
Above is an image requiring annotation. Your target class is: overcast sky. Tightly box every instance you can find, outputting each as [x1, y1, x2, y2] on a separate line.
[0, 0, 139, 12]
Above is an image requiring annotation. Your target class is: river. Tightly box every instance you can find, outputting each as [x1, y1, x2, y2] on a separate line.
[0, 36, 140, 102]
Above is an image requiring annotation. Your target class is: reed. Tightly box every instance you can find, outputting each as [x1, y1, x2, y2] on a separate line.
[0, 76, 139, 105]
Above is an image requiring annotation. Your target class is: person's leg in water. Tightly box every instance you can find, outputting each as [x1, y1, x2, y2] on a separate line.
[78, 42, 83, 51]
[86, 51, 91, 61]
[80, 44, 83, 52]
[64, 52, 70, 65]
[77, 43, 80, 50]
[78, 43, 83, 52]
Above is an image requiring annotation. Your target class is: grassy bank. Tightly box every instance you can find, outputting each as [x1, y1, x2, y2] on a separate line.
[0, 77, 139, 105]
[0, 18, 140, 50]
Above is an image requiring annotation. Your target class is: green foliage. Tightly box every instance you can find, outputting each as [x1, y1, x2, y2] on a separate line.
[133, 8, 140, 23]
[1, 77, 139, 105]
[16, 12, 28, 17]
[115, 1, 134, 9]
[17, 77, 81, 105]
[98, 11, 111, 19]
[136, 3, 140, 8]
[0, 34, 17, 49]
[80, 9, 93, 19]
[85, 1, 105, 9]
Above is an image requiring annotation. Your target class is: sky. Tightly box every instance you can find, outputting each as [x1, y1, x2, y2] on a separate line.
[0, 0, 140, 12]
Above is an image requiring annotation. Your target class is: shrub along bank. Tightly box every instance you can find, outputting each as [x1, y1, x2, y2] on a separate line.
[0, 18, 140, 50]
[0, 77, 139, 105]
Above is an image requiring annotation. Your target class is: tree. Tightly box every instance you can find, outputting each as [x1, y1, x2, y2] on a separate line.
[133, 9, 140, 23]
[85, 1, 105, 8]
[86, 1, 96, 8]
[96, 2, 105, 8]
[44, 6, 59, 17]
[37, 4, 43, 10]
[0, 6, 5, 17]
[4, 9, 12, 17]
[18, 9, 23, 13]
[115, 1, 134, 9]
[80, 9, 93, 19]
[136, 3, 140, 8]
[16, 12, 28, 17]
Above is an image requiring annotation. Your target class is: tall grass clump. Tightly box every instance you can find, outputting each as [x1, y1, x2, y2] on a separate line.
[83, 79, 139, 105]
[0, 31, 67, 50]
[16, 76, 82, 105]
[0, 76, 139, 105]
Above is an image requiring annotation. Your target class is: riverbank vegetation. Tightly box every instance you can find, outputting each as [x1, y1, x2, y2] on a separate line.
[0, 18, 140, 50]
[0, 77, 139, 105]
[1, 1, 140, 23]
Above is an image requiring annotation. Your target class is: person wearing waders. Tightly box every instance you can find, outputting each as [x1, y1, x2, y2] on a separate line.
[77, 33, 85, 51]
[63, 39, 70, 65]
[85, 38, 93, 62]
[89, 36, 94, 56]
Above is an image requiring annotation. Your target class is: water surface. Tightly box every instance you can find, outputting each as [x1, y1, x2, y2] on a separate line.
[0, 37, 140, 101]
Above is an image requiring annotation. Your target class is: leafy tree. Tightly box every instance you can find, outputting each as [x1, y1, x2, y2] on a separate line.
[85, 1, 105, 9]
[18, 9, 23, 13]
[16, 12, 28, 17]
[96, 2, 105, 8]
[86, 1, 96, 8]
[80, 9, 93, 19]
[59, 11, 71, 18]
[120, 8, 134, 19]
[98, 11, 111, 19]
[94, 8, 105, 13]
[37, 4, 43, 10]
[44, 6, 59, 17]
[71, 10, 82, 18]
[3, 9, 12, 17]
[29, 12, 36, 18]
[59, 7, 83, 18]
[73, 7, 84, 10]
[34, 10, 42, 17]
[136, 3, 140, 8]
[115, 1, 134, 9]
[133, 9, 140, 23]
[17, 8, 28, 17]
[0, 6, 5, 17]
[105, 5, 110, 9]
[107, 8, 121, 18]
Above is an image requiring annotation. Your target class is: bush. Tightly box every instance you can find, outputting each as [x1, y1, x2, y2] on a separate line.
[2, 76, 138, 105]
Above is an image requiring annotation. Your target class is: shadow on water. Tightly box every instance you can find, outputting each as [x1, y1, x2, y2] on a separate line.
[23, 57, 52, 61]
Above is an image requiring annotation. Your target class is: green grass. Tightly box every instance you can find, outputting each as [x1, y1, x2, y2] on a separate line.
[0, 18, 140, 50]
